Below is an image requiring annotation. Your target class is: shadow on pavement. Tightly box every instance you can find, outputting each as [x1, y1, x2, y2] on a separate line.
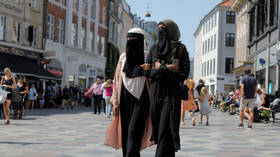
[0, 141, 42, 146]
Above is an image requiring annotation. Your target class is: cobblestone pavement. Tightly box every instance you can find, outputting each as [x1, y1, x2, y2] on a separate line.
[0, 107, 280, 157]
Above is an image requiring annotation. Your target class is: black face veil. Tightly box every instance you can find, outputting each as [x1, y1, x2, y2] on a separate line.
[122, 32, 145, 78]
[157, 24, 170, 57]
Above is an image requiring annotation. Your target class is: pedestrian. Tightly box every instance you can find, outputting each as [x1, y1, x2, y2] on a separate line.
[196, 79, 206, 96]
[101, 77, 108, 114]
[85, 78, 102, 114]
[239, 68, 257, 129]
[0, 67, 17, 124]
[16, 76, 28, 119]
[84, 85, 92, 107]
[181, 78, 197, 126]
[56, 86, 62, 109]
[103, 79, 113, 117]
[199, 87, 211, 126]
[146, 19, 190, 157]
[70, 85, 79, 110]
[105, 28, 153, 157]
[27, 84, 37, 110]
[61, 85, 71, 110]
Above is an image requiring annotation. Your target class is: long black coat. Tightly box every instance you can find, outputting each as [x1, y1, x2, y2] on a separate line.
[146, 43, 190, 151]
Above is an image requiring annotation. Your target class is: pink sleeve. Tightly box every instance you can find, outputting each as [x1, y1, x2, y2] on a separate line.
[88, 84, 95, 94]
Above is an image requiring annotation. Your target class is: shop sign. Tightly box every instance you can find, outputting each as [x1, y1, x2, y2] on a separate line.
[47, 68, 62, 77]
[69, 75, 74, 82]
[0, 1, 22, 13]
[44, 51, 56, 57]
[256, 50, 266, 71]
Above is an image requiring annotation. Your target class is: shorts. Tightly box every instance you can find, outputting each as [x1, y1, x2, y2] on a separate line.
[235, 102, 240, 108]
[72, 95, 78, 102]
[240, 99, 255, 111]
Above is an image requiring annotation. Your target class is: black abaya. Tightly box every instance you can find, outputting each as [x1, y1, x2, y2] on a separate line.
[147, 43, 190, 157]
[120, 84, 150, 157]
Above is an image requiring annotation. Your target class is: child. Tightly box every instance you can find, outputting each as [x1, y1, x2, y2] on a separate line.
[199, 87, 211, 126]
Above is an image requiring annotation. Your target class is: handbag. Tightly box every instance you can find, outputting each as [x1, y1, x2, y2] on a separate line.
[11, 88, 23, 103]
[0, 86, 9, 104]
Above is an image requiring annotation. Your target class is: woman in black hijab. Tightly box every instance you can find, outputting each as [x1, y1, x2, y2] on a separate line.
[145, 19, 190, 157]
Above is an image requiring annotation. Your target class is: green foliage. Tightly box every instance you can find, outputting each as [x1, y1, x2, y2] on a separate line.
[105, 42, 120, 79]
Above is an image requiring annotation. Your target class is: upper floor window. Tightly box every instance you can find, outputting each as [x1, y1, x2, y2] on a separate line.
[226, 11, 235, 24]
[91, 0, 96, 19]
[71, 23, 77, 46]
[47, 14, 55, 40]
[225, 33, 235, 47]
[57, 0, 65, 5]
[32, 26, 38, 48]
[103, 7, 107, 25]
[225, 58, 234, 74]
[31, 0, 39, 10]
[73, 0, 78, 11]
[0, 16, 6, 41]
[82, 0, 88, 15]
[57, 18, 64, 44]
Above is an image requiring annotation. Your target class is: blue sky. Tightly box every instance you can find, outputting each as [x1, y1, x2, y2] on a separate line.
[126, 0, 222, 58]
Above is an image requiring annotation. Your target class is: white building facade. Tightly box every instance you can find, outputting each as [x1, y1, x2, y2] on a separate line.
[194, 1, 236, 95]
[45, 0, 106, 88]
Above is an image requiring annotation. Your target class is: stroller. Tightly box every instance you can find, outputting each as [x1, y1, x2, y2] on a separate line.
[271, 98, 280, 124]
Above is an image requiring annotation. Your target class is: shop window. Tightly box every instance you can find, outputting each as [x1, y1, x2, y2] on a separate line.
[226, 11, 235, 24]
[225, 33, 235, 47]
[225, 58, 234, 74]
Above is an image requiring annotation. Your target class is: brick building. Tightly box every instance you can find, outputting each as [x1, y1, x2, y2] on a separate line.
[44, 0, 108, 88]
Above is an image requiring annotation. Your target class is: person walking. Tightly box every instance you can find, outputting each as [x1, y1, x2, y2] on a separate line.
[101, 77, 108, 114]
[103, 79, 113, 117]
[16, 76, 28, 119]
[0, 67, 16, 124]
[61, 85, 71, 110]
[239, 68, 257, 129]
[86, 78, 102, 114]
[146, 19, 190, 157]
[105, 28, 153, 157]
[84, 85, 92, 107]
[27, 84, 37, 110]
[181, 78, 197, 126]
[199, 87, 211, 126]
[70, 85, 79, 110]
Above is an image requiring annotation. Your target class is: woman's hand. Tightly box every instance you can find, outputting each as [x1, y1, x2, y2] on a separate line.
[155, 62, 161, 70]
[112, 105, 119, 117]
[140, 63, 151, 71]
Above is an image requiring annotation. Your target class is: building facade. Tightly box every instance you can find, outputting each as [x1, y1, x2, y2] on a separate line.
[246, 0, 279, 94]
[44, 0, 108, 88]
[194, 0, 236, 95]
[232, 0, 253, 86]
[0, 0, 58, 89]
[120, 0, 133, 53]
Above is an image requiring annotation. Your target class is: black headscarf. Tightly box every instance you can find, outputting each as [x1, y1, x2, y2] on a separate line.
[156, 20, 181, 62]
[122, 32, 145, 78]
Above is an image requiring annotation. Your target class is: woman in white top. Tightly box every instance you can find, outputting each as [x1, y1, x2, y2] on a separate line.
[28, 84, 37, 110]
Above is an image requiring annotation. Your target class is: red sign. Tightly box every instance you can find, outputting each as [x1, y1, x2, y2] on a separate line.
[47, 68, 62, 76]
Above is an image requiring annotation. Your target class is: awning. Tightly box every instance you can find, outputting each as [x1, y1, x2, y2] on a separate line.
[0, 53, 60, 80]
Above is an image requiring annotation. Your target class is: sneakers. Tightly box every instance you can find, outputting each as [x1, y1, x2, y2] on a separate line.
[238, 123, 244, 128]
[247, 125, 253, 129]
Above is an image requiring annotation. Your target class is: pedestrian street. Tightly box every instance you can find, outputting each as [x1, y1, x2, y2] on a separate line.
[0, 107, 280, 157]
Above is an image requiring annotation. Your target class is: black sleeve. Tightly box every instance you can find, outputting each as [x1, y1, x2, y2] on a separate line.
[157, 44, 190, 82]
[144, 45, 156, 78]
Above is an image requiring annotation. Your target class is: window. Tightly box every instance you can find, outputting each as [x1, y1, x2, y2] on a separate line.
[57, 18, 64, 43]
[82, 0, 88, 15]
[32, 26, 38, 48]
[81, 28, 86, 49]
[210, 60, 212, 75]
[103, 7, 107, 25]
[225, 58, 234, 74]
[214, 34, 216, 49]
[31, 0, 39, 10]
[210, 16, 213, 30]
[207, 61, 209, 76]
[91, 0, 96, 19]
[101, 37, 105, 56]
[71, 23, 77, 46]
[58, 0, 65, 5]
[73, 0, 78, 11]
[0, 16, 6, 40]
[202, 63, 204, 76]
[204, 62, 206, 76]
[207, 38, 210, 52]
[213, 59, 216, 74]
[226, 11, 235, 24]
[214, 13, 217, 27]
[205, 40, 207, 53]
[89, 31, 94, 52]
[211, 36, 213, 50]
[225, 33, 235, 47]
[97, 35, 100, 54]
[13, 21, 21, 43]
[202, 42, 205, 54]
[47, 14, 54, 40]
